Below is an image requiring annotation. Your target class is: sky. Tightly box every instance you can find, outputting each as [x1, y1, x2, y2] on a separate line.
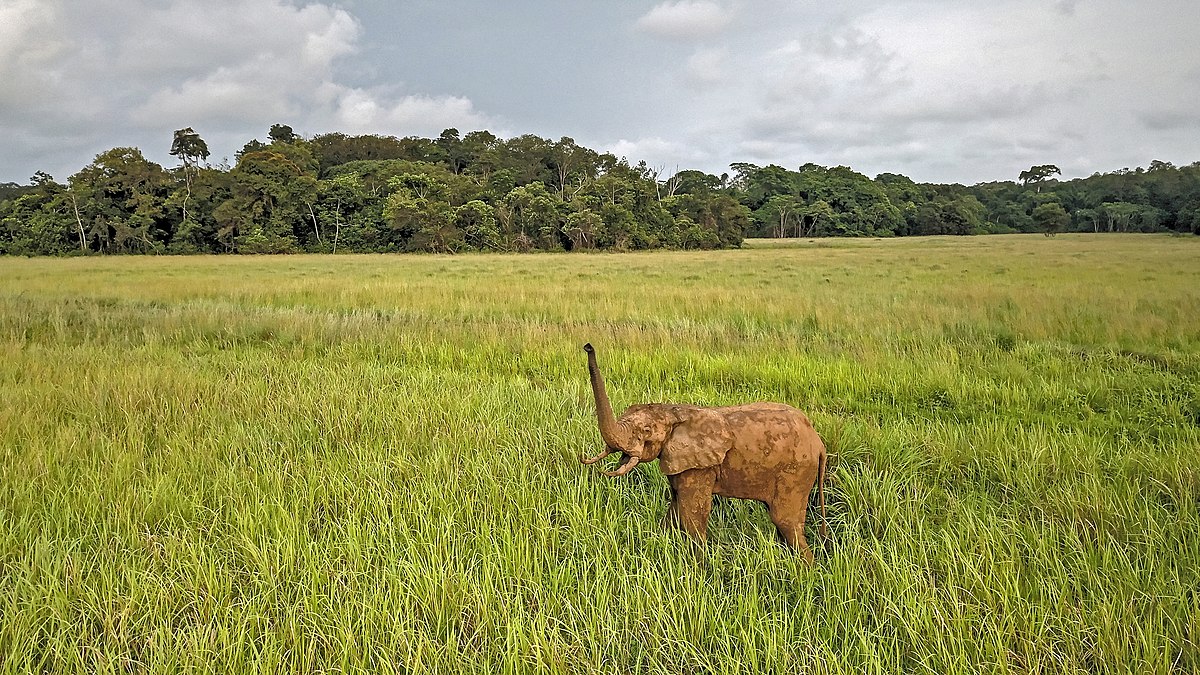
[2, 0, 1199, 185]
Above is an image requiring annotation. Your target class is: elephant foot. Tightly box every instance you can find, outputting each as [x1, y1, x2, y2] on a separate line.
[795, 541, 814, 565]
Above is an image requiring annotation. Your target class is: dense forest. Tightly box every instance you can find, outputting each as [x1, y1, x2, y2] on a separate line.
[2, 125, 1198, 255]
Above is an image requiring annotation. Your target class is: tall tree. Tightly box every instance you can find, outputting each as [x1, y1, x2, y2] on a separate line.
[1019, 164, 1061, 192]
[169, 127, 210, 232]
[268, 124, 299, 144]
[435, 128, 468, 174]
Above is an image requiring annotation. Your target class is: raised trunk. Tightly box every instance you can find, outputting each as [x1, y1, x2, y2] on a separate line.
[584, 343, 628, 450]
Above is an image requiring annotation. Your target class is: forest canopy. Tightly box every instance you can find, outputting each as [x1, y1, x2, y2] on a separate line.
[2, 126, 1198, 256]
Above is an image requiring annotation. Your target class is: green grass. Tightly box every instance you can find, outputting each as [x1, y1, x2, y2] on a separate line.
[1, 234, 1198, 673]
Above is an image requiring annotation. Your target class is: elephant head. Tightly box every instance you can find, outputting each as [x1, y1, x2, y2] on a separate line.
[581, 343, 734, 476]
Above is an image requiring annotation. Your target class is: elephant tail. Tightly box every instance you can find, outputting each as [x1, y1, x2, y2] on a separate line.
[818, 448, 828, 540]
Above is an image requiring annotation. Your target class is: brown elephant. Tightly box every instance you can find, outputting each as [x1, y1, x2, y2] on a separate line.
[580, 343, 828, 561]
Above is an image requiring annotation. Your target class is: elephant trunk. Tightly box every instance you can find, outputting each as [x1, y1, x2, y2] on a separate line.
[579, 446, 614, 465]
[584, 343, 629, 451]
[602, 455, 639, 477]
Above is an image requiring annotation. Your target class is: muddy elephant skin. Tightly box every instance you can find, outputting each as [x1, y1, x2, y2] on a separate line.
[580, 343, 828, 561]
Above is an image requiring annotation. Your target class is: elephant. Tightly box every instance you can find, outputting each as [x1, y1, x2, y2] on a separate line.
[580, 343, 828, 561]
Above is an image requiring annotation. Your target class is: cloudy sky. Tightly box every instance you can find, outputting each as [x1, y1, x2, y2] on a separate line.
[2, 0, 1199, 185]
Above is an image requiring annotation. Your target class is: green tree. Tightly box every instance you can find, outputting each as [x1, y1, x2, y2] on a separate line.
[170, 128, 209, 166]
[166, 166, 230, 253]
[910, 195, 985, 236]
[1032, 202, 1069, 236]
[0, 174, 82, 255]
[549, 137, 600, 200]
[68, 148, 171, 253]
[1019, 164, 1061, 192]
[801, 200, 835, 237]
[662, 190, 744, 248]
[1099, 201, 1142, 232]
[760, 194, 805, 238]
[456, 199, 500, 251]
[462, 130, 503, 185]
[503, 182, 562, 250]
[383, 173, 462, 252]
[169, 127, 211, 244]
[214, 146, 318, 253]
[435, 128, 467, 174]
[671, 170, 725, 196]
[730, 163, 796, 210]
[1181, 206, 1200, 235]
[675, 214, 718, 249]
[1074, 207, 1100, 233]
[269, 124, 299, 144]
[501, 134, 556, 186]
[562, 207, 605, 250]
[862, 201, 904, 236]
[315, 174, 368, 253]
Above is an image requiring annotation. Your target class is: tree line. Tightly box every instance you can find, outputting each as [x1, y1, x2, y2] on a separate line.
[2, 125, 1197, 256]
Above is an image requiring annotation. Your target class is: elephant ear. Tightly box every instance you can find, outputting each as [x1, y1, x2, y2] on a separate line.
[658, 407, 734, 475]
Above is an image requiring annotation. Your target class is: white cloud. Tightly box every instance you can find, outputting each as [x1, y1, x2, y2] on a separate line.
[332, 90, 490, 137]
[603, 136, 719, 175]
[635, 1, 734, 40]
[134, 61, 298, 125]
[103, 1, 360, 76]
[0, 0, 496, 179]
[123, 1, 495, 140]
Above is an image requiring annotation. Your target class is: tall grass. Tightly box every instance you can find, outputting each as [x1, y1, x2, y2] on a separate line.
[1, 234, 1198, 673]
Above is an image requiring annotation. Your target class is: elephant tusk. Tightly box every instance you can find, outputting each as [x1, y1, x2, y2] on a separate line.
[603, 455, 640, 477]
[580, 447, 614, 465]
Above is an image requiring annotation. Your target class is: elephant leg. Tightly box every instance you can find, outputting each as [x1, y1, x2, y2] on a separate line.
[662, 484, 680, 529]
[668, 470, 715, 544]
[768, 489, 813, 564]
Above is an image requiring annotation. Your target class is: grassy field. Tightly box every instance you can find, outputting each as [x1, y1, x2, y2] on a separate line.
[1, 234, 1198, 673]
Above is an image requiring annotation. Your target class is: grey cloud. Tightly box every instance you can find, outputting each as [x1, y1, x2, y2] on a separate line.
[1138, 110, 1200, 131]
[1133, 66, 1200, 131]
[883, 84, 1057, 125]
[1055, 0, 1080, 16]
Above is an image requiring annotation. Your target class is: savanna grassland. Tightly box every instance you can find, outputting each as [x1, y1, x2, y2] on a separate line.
[1, 234, 1198, 674]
